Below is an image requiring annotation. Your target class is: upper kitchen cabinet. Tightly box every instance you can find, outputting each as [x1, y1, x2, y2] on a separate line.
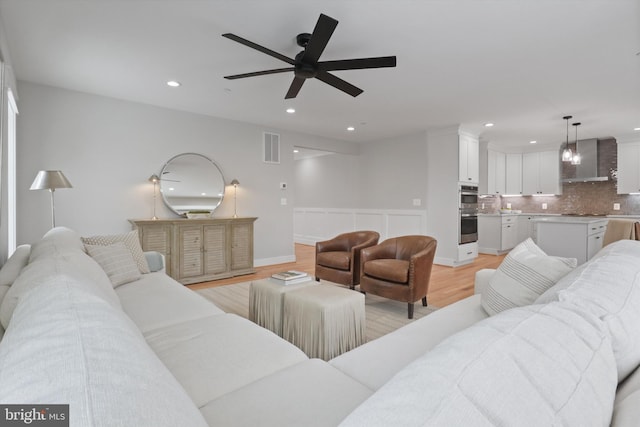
[459, 134, 479, 183]
[505, 153, 523, 195]
[522, 150, 561, 195]
[617, 142, 640, 194]
[486, 149, 506, 195]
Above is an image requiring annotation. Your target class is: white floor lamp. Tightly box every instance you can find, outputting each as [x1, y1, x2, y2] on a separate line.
[30, 170, 73, 228]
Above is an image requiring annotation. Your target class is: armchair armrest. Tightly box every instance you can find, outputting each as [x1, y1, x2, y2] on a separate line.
[474, 269, 496, 295]
[316, 236, 349, 253]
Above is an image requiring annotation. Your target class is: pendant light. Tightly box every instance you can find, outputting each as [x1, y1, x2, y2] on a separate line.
[561, 115, 573, 162]
[571, 122, 582, 165]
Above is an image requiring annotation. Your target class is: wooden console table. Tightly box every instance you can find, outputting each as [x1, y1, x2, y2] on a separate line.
[129, 217, 257, 285]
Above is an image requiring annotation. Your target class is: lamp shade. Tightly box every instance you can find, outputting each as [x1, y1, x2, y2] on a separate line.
[230, 179, 240, 186]
[148, 174, 160, 183]
[30, 170, 73, 191]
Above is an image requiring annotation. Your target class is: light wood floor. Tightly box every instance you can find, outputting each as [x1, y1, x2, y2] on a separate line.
[187, 244, 505, 308]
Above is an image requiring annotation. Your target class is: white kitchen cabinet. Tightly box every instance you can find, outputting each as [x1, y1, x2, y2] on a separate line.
[522, 151, 561, 195]
[487, 149, 506, 195]
[534, 218, 607, 265]
[459, 134, 479, 183]
[478, 215, 518, 254]
[617, 143, 640, 194]
[516, 215, 535, 243]
[457, 242, 478, 263]
[505, 153, 523, 195]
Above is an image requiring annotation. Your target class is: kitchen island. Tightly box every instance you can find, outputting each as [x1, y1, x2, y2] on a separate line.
[532, 216, 608, 264]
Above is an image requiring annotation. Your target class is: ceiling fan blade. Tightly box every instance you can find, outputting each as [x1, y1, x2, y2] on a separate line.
[285, 76, 306, 99]
[318, 56, 397, 72]
[222, 33, 295, 65]
[224, 67, 294, 80]
[316, 71, 363, 97]
[301, 14, 338, 64]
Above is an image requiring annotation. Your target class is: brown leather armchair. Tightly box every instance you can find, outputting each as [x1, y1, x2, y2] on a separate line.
[359, 235, 437, 319]
[315, 231, 380, 289]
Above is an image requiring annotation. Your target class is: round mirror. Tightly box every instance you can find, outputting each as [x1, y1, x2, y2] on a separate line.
[159, 153, 226, 217]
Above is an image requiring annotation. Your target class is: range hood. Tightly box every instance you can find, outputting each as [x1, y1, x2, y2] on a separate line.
[562, 138, 609, 183]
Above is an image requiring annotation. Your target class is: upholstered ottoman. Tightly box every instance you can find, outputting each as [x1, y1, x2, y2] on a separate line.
[249, 278, 317, 336]
[282, 285, 366, 360]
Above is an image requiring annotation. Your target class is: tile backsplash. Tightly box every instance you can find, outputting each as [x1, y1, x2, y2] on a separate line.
[481, 180, 640, 215]
[479, 138, 640, 216]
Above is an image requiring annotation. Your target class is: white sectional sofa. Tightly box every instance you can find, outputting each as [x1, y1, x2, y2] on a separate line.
[0, 227, 639, 426]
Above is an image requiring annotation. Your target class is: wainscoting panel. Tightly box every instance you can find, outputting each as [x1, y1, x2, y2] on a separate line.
[294, 208, 427, 245]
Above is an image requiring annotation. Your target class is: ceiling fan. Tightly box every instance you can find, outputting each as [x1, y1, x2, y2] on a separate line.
[222, 13, 397, 99]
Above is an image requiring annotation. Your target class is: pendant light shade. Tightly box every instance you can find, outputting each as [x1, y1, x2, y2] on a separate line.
[571, 122, 582, 165]
[561, 115, 573, 162]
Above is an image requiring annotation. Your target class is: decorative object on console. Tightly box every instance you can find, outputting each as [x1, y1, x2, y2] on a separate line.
[148, 174, 160, 220]
[230, 179, 240, 218]
[561, 115, 574, 162]
[571, 122, 582, 165]
[29, 170, 73, 228]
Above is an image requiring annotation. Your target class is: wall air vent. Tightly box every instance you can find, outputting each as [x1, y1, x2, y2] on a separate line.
[263, 132, 280, 164]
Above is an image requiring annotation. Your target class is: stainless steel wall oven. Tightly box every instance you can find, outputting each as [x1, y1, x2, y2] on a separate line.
[459, 185, 478, 244]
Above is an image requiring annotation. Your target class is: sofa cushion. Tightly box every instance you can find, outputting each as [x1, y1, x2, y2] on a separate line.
[0, 275, 208, 427]
[144, 313, 308, 408]
[340, 302, 617, 427]
[330, 294, 489, 390]
[317, 251, 351, 270]
[86, 242, 141, 287]
[536, 240, 640, 382]
[0, 251, 119, 329]
[82, 229, 150, 274]
[115, 272, 224, 333]
[363, 259, 409, 283]
[0, 244, 31, 286]
[200, 359, 373, 427]
[613, 365, 640, 426]
[481, 238, 576, 316]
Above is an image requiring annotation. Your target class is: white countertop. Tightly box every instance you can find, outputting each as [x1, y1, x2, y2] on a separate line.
[531, 216, 609, 224]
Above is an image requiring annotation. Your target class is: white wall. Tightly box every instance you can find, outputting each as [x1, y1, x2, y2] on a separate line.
[15, 81, 357, 265]
[294, 152, 360, 208]
[357, 132, 429, 209]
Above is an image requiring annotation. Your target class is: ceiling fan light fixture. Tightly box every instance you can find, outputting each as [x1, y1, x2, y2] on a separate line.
[286, 108, 296, 114]
[347, 126, 355, 131]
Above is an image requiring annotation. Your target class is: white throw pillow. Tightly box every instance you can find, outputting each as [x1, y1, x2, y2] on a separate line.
[82, 230, 150, 273]
[481, 238, 576, 316]
[86, 242, 142, 287]
[0, 244, 31, 286]
[340, 303, 617, 427]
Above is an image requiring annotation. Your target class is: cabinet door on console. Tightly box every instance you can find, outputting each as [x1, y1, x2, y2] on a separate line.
[230, 221, 254, 272]
[178, 225, 204, 279]
[204, 224, 227, 275]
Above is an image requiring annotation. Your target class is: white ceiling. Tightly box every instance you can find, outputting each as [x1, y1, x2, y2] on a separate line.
[1, 0, 639, 148]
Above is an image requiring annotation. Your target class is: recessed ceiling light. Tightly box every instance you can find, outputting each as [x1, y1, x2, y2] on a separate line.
[293, 149, 299, 153]
[529, 140, 537, 144]
[484, 123, 494, 127]
[166, 80, 181, 87]
[634, 127, 640, 131]
[286, 108, 295, 114]
[201, 192, 207, 196]
[347, 126, 355, 131]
